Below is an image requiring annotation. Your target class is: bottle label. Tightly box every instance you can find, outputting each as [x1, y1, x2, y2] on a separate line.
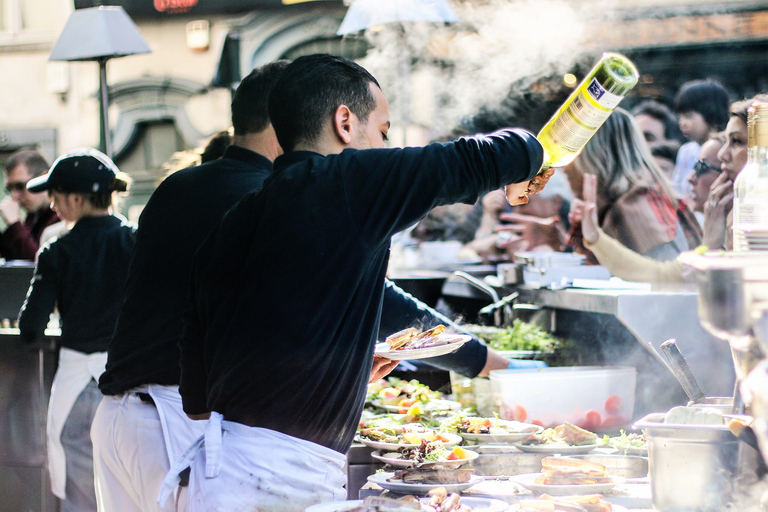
[586, 78, 625, 109]
[543, 79, 625, 154]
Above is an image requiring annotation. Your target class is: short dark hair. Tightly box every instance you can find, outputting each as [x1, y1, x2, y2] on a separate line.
[673, 79, 731, 131]
[4, 149, 49, 176]
[631, 100, 683, 143]
[231, 60, 290, 136]
[268, 54, 381, 152]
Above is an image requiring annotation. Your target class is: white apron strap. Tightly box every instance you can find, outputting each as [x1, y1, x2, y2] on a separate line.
[156, 411, 223, 508]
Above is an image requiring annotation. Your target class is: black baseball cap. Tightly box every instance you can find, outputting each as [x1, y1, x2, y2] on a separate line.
[27, 148, 119, 194]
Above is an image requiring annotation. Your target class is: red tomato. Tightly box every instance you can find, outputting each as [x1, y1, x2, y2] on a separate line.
[514, 405, 528, 422]
[601, 415, 630, 428]
[605, 395, 622, 413]
[584, 410, 602, 431]
[531, 419, 544, 427]
[482, 419, 492, 428]
[446, 452, 459, 461]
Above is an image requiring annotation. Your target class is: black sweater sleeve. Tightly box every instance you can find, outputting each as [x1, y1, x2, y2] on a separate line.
[18, 246, 58, 344]
[379, 279, 487, 378]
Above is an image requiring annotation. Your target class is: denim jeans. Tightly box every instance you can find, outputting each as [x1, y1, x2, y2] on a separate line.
[59, 378, 102, 512]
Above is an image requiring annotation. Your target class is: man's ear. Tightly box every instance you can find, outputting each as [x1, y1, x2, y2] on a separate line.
[333, 104, 355, 145]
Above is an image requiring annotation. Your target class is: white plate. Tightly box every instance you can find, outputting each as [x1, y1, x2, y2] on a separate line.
[459, 421, 543, 444]
[371, 448, 479, 468]
[374, 334, 471, 360]
[306, 497, 508, 512]
[511, 472, 625, 496]
[511, 443, 599, 455]
[510, 503, 628, 512]
[371, 399, 462, 414]
[305, 500, 430, 511]
[359, 432, 463, 451]
[367, 471, 483, 494]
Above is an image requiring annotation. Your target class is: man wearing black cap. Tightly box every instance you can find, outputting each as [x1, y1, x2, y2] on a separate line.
[18, 148, 134, 512]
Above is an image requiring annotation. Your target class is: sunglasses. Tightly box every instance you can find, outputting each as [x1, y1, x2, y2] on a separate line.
[4, 181, 28, 194]
[693, 159, 721, 178]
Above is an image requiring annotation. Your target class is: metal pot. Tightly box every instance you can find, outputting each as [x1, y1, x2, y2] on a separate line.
[634, 413, 740, 512]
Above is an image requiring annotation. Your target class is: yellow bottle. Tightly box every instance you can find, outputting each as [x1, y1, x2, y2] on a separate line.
[538, 52, 639, 170]
[507, 52, 638, 203]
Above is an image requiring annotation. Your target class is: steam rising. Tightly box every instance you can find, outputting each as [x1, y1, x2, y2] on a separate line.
[357, 0, 598, 141]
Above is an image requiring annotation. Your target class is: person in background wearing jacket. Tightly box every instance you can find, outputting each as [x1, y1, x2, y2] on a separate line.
[0, 149, 60, 260]
[18, 149, 135, 512]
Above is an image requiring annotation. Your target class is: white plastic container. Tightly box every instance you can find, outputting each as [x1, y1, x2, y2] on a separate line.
[489, 366, 636, 430]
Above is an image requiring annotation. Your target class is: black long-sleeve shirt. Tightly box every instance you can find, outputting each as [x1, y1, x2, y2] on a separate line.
[180, 129, 543, 453]
[19, 215, 136, 353]
[99, 146, 273, 395]
[379, 280, 487, 378]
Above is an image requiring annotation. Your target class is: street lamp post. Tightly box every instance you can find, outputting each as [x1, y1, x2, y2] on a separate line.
[49, 6, 151, 158]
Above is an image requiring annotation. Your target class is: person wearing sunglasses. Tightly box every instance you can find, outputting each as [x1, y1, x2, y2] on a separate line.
[1, 149, 60, 260]
[687, 132, 725, 225]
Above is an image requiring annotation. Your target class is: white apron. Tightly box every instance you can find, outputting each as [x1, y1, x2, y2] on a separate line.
[147, 385, 207, 467]
[48, 348, 108, 499]
[158, 412, 347, 512]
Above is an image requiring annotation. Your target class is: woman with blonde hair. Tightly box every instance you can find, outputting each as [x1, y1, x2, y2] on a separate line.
[566, 107, 701, 261]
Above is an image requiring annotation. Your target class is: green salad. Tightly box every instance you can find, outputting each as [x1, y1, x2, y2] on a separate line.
[468, 319, 560, 352]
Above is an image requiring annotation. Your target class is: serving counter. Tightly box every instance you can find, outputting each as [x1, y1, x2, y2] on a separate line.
[441, 278, 735, 417]
[0, 330, 58, 512]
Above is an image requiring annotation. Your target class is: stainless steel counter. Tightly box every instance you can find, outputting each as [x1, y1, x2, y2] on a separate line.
[441, 277, 736, 416]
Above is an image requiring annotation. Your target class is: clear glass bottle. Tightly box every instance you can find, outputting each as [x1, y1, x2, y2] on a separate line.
[506, 53, 639, 203]
[733, 102, 768, 252]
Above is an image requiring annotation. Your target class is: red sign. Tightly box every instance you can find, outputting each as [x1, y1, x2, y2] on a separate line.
[154, 0, 198, 14]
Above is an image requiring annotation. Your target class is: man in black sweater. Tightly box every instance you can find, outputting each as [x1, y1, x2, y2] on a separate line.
[91, 62, 288, 512]
[168, 54, 548, 511]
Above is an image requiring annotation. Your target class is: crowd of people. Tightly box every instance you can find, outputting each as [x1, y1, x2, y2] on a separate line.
[0, 54, 760, 512]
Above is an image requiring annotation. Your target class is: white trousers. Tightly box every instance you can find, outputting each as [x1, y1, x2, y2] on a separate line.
[159, 413, 347, 512]
[91, 387, 205, 512]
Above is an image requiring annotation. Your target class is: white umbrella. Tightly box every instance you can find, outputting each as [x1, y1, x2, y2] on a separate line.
[337, 0, 459, 35]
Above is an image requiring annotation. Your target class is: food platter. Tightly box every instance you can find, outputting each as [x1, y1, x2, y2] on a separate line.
[306, 497, 508, 512]
[511, 443, 599, 455]
[511, 472, 624, 496]
[371, 448, 479, 468]
[459, 422, 543, 444]
[510, 503, 628, 512]
[359, 432, 463, 451]
[367, 472, 484, 494]
[374, 334, 471, 360]
[371, 399, 462, 414]
[304, 500, 431, 512]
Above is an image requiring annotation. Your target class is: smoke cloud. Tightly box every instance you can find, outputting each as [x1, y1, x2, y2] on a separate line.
[357, 0, 603, 141]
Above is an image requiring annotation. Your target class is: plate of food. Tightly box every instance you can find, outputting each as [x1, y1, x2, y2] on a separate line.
[601, 430, 648, 457]
[513, 422, 599, 454]
[371, 398, 463, 415]
[512, 495, 628, 511]
[440, 414, 543, 444]
[367, 469, 483, 494]
[358, 426, 462, 451]
[511, 456, 624, 496]
[306, 494, 508, 511]
[371, 445, 479, 468]
[375, 326, 471, 360]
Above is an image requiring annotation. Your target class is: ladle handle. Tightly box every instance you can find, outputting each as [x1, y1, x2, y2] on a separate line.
[660, 339, 707, 404]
